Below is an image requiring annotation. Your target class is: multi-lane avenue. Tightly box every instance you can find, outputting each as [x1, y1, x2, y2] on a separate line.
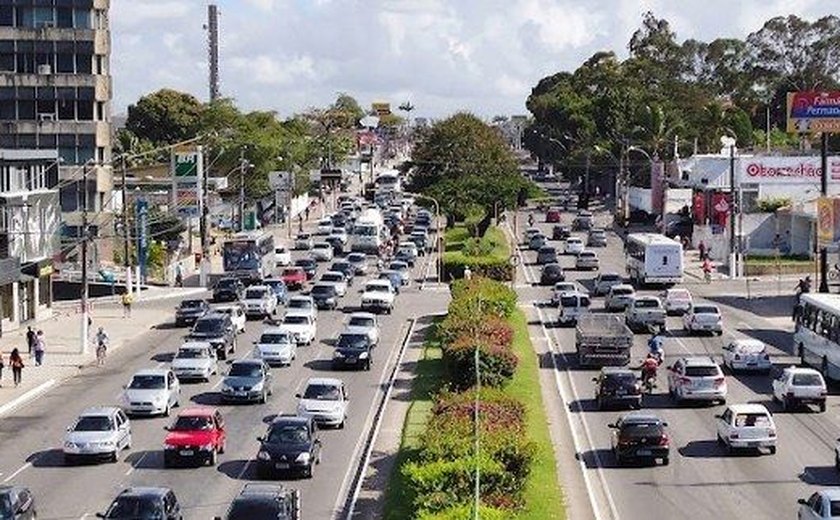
[0, 223, 447, 519]
[514, 185, 837, 520]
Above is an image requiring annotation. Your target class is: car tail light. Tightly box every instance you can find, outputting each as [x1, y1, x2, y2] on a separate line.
[768, 429, 776, 437]
[658, 434, 669, 446]
[618, 436, 631, 446]
[714, 377, 725, 387]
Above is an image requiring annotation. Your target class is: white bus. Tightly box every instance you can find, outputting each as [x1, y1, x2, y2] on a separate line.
[794, 293, 840, 381]
[222, 231, 275, 280]
[351, 208, 387, 254]
[624, 233, 683, 286]
[375, 170, 401, 194]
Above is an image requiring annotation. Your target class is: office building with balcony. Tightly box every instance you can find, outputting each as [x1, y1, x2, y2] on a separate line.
[0, 0, 113, 268]
[0, 149, 60, 332]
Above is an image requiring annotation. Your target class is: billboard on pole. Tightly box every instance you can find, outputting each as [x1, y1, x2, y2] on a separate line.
[171, 146, 204, 218]
[787, 91, 840, 134]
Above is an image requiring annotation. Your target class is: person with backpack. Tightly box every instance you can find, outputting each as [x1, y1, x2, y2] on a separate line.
[9, 348, 23, 387]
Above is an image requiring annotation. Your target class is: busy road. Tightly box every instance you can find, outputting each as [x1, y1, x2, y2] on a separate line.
[0, 204, 446, 519]
[515, 184, 839, 520]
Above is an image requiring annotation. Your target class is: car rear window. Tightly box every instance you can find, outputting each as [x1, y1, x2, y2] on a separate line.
[604, 373, 636, 389]
[693, 305, 719, 315]
[831, 501, 840, 516]
[580, 252, 595, 258]
[613, 288, 633, 296]
[684, 366, 719, 377]
[621, 422, 664, 437]
[601, 275, 620, 281]
[734, 413, 771, 427]
[792, 373, 824, 386]
[560, 296, 581, 307]
[635, 299, 659, 308]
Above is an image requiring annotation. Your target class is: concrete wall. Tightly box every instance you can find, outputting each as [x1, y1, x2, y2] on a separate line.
[692, 213, 777, 259]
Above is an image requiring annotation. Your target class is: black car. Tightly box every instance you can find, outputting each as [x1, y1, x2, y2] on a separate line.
[310, 284, 339, 310]
[97, 487, 182, 519]
[0, 485, 36, 519]
[188, 313, 236, 360]
[256, 416, 322, 479]
[608, 412, 670, 466]
[539, 264, 565, 286]
[552, 225, 571, 241]
[324, 236, 344, 256]
[174, 299, 209, 327]
[294, 259, 317, 280]
[593, 368, 641, 410]
[394, 250, 415, 267]
[329, 261, 356, 285]
[332, 333, 374, 370]
[219, 484, 300, 520]
[213, 278, 244, 303]
[331, 213, 346, 228]
[536, 246, 558, 265]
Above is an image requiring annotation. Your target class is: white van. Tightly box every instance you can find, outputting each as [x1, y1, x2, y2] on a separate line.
[557, 292, 591, 326]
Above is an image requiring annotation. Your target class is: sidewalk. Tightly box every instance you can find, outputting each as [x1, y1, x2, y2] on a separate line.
[0, 286, 203, 417]
[682, 248, 808, 284]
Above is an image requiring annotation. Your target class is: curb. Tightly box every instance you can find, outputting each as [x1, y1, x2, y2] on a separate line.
[0, 379, 57, 419]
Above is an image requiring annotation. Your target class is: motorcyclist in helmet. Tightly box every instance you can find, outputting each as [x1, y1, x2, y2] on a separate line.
[647, 330, 665, 363]
[639, 353, 661, 384]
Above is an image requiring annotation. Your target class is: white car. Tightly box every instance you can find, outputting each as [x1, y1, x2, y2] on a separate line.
[212, 304, 246, 334]
[253, 327, 297, 366]
[279, 313, 317, 345]
[170, 342, 218, 381]
[661, 288, 693, 315]
[344, 312, 380, 345]
[564, 237, 584, 255]
[274, 246, 292, 267]
[551, 282, 582, 307]
[799, 489, 840, 519]
[320, 271, 348, 297]
[605, 284, 636, 312]
[287, 295, 317, 321]
[575, 250, 599, 270]
[329, 228, 348, 246]
[722, 339, 771, 373]
[715, 403, 776, 455]
[242, 285, 277, 318]
[772, 366, 827, 412]
[667, 356, 727, 405]
[361, 280, 396, 314]
[625, 296, 666, 331]
[296, 377, 349, 429]
[311, 242, 335, 262]
[317, 218, 333, 235]
[593, 273, 622, 296]
[121, 369, 181, 417]
[682, 304, 723, 335]
[63, 407, 132, 464]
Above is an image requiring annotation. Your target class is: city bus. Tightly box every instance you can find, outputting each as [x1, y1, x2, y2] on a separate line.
[795, 293, 840, 381]
[624, 233, 683, 286]
[222, 231, 276, 281]
[374, 170, 401, 194]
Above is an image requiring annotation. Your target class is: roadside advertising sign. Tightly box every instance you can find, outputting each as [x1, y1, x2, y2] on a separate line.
[738, 156, 840, 184]
[787, 91, 840, 134]
[171, 146, 204, 218]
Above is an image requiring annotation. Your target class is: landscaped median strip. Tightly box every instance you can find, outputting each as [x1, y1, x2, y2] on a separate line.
[383, 278, 565, 519]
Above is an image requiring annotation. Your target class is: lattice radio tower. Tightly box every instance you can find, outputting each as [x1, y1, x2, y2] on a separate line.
[205, 4, 220, 101]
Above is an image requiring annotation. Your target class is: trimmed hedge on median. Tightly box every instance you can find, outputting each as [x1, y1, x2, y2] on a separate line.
[443, 226, 513, 282]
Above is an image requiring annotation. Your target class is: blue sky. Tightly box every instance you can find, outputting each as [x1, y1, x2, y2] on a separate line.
[111, 0, 834, 119]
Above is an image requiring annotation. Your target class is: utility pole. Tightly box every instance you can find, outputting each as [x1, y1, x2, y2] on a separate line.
[199, 146, 210, 287]
[819, 132, 829, 293]
[728, 143, 737, 278]
[238, 149, 245, 232]
[80, 163, 90, 355]
[121, 158, 131, 294]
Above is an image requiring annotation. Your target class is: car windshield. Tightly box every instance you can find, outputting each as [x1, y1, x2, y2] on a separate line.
[314, 243, 330, 249]
[793, 373, 824, 386]
[105, 497, 163, 518]
[554, 284, 574, 292]
[312, 285, 335, 295]
[295, 260, 314, 268]
[684, 366, 719, 377]
[621, 422, 664, 438]
[74, 415, 114, 432]
[734, 413, 772, 427]
[544, 265, 562, 274]
[831, 501, 840, 516]
[176, 348, 207, 359]
[568, 238, 581, 244]
[635, 299, 659, 308]
[227, 501, 283, 520]
[303, 384, 341, 400]
[693, 306, 719, 315]
[260, 333, 289, 344]
[229, 364, 262, 378]
[217, 279, 238, 289]
[603, 374, 636, 389]
[613, 288, 633, 296]
[284, 316, 309, 325]
[171, 415, 213, 431]
[128, 375, 165, 389]
[338, 335, 368, 349]
[193, 319, 223, 334]
[349, 317, 374, 327]
[288, 300, 311, 309]
[322, 274, 342, 282]
[268, 424, 310, 444]
[180, 300, 203, 309]
[348, 254, 365, 263]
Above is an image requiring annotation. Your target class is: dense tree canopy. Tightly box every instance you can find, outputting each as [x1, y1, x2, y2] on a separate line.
[525, 12, 840, 187]
[125, 89, 204, 147]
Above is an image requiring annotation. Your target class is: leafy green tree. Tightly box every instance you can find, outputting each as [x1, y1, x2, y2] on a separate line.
[126, 89, 204, 146]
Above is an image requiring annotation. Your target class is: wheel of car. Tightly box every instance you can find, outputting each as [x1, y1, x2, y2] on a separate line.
[662, 457, 669, 466]
[716, 433, 724, 446]
[125, 435, 132, 450]
[260, 390, 267, 404]
[219, 440, 226, 454]
[208, 449, 217, 466]
[306, 463, 314, 479]
[596, 397, 603, 411]
[110, 450, 118, 463]
[338, 418, 345, 430]
[768, 445, 777, 455]
[820, 401, 827, 413]
[365, 359, 371, 371]
[164, 403, 171, 417]
[614, 451, 622, 465]
[782, 396, 790, 412]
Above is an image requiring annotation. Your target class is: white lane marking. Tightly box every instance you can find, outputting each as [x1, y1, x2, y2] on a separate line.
[506, 222, 619, 520]
[332, 321, 410, 518]
[345, 318, 419, 519]
[236, 459, 253, 480]
[124, 453, 144, 476]
[2, 462, 31, 483]
[0, 379, 56, 419]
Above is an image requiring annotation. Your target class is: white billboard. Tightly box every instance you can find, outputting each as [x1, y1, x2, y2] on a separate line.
[738, 156, 840, 184]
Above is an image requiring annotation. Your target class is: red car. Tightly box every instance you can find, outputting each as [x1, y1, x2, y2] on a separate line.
[281, 267, 307, 290]
[546, 208, 562, 223]
[163, 407, 226, 467]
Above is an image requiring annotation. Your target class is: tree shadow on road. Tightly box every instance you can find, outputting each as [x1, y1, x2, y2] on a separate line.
[28, 448, 66, 468]
[190, 391, 222, 406]
[706, 295, 795, 319]
[125, 450, 162, 470]
[217, 459, 256, 480]
[679, 440, 770, 459]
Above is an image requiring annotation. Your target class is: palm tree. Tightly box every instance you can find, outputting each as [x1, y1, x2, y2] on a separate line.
[633, 103, 683, 158]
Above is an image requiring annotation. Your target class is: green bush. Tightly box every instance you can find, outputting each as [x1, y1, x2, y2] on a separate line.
[756, 196, 791, 213]
[443, 336, 518, 389]
[417, 504, 509, 520]
[462, 237, 495, 257]
[443, 254, 513, 282]
[449, 277, 517, 319]
[437, 313, 513, 350]
[403, 455, 513, 514]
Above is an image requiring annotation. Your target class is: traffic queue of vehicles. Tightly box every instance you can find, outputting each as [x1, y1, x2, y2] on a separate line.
[524, 201, 835, 487]
[27, 190, 430, 519]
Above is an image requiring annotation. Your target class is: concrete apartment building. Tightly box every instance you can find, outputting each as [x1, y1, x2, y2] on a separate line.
[0, 0, 113, 269]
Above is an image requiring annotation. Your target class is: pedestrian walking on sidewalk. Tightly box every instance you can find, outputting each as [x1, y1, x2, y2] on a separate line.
[95, 327, 109, 366]
[25, 326, 35, 357]
[9, 348, 23, 387]
[0, 351, 4, 386]
[175, 262, 184, 287]
[33, 330, 45, 366]
[305, 206, 310, 221]
[121, 291, 133, 318]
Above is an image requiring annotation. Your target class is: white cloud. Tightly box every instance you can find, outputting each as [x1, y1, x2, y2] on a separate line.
[230, 55, 317, 86]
